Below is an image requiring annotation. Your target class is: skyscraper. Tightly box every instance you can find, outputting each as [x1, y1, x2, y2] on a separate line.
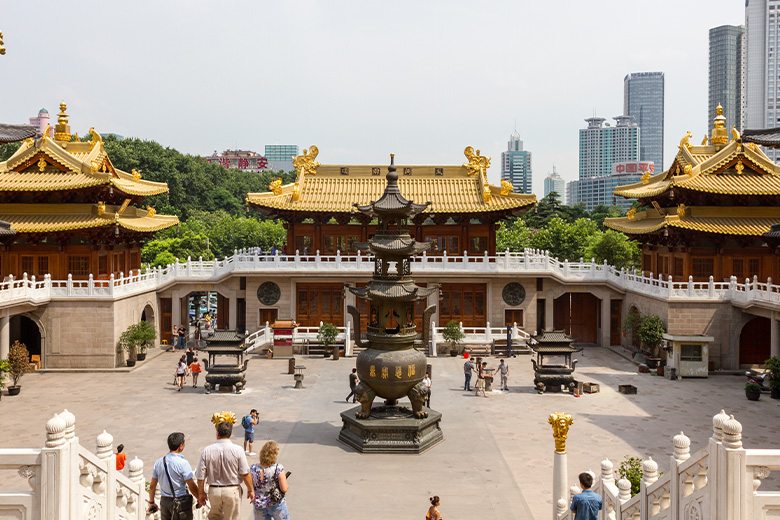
[500, 132, 532, 194]
[624, 72, 665, 170]
[709, 25, 745, 133]
[543, 166, 566, 203]
[264, 144, 299, 172]
[746, 0, 780, 161]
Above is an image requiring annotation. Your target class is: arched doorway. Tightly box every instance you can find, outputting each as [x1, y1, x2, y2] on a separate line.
[739, 316, 770, 365]
[141, 303, 155, 326]
[10, 315, 43, 362]
[553, 293, 598, 344]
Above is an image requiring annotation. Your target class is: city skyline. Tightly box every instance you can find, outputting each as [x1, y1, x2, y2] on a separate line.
[0, 1, 744, 197]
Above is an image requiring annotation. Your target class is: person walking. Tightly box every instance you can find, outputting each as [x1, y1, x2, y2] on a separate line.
[496, 359, 509, 391]
[570, 472, 602, 520]
[197, 421, 254, 519]
[116, 444, 126, 472]
[194, 325, 202, 349]
[423, 372, 432, 407]
[250, 441, 290, 520]
[172, 325, 179, 350]
[243, 409, 259, 455]
[475, 361, 487, 397]
[190, 357, 202, 387]
[345, 368, 359, 403]
[426, 496, 443, 519]
[178, 325, 186, 350]
[148, 432, 199, 520]
[463, 357, 475, 391]
[176, 357, 187, 391]
[186, 346, 195, 367]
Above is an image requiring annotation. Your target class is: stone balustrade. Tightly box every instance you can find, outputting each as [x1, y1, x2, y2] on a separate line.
[557, 411, 780, 520]
[0, 410, 209, 520]
[1, 249, 779, 310]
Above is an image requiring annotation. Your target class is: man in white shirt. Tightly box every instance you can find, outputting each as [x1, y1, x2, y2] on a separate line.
[197, 422, 254, 519]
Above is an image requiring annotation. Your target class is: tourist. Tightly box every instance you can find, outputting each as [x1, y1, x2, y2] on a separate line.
[463, 357, 475, 391]
[115, 443, 126, 472]
[186, 346, 195, 367]
[176, 357, 187, 391]
[270, 245, 278, 256]
[190, 357, 202, 387]
[148, 432, 198, 520]
[172, 324, 179, 350]
[178, 325, 186, 350]
[423, 372, 432, 407]
[197, 421, 254, 519]
[426, 496, 443, 519]
[250, 441, 290, 520]
[243, 409, 259, 455]
[194, 324, 202, 349]
[475, 361, 487, 397]
[345, 368, 358, 403]
[496, 359, 509, 391]
[570, 472, 602, 520]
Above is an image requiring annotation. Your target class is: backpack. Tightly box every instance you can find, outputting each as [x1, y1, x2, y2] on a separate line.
[242, 415, 252, 429]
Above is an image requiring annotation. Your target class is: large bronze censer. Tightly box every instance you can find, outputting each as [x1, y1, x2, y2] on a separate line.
[338, 155, 443, 453]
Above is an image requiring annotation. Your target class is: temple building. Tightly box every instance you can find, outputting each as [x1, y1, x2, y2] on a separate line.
[0, 102, 178, 280]
[605, 105, 780, 283]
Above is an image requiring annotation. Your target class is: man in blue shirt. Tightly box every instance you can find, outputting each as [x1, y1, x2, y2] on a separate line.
[148, 432, 199, 520]
[243, 409, 259, 456]
[570, 472, 602, 520]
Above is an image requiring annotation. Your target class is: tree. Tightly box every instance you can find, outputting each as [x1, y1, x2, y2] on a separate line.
[584, 230, 641, 269]
[317, 322, 339, 355]
[442, 320, 465, 354]
[529, 217, 599, 261]
[618, 456, 644, 497]
[637, 314, 665, 355]
[496, 218, 531, 252]
[7, 340, 30, 388]
[0, 142, 21, 161]
[118, 321, 157, 361]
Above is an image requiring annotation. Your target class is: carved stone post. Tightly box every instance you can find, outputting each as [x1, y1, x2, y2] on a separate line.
[722, 415, 745, 520]
[549, 412, 572, 520]
[128, 457, 144, 516]
[41, 413, 69, 519]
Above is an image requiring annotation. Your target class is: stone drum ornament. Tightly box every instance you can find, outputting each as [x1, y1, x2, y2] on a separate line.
[502, 282, 526, 306]
[257, 281, 281, 305]
[338, 155, 444, 454]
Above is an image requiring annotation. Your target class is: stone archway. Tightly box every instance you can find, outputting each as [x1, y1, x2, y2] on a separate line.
[9, 314, 45, 367]
[739, 316, 770, 366]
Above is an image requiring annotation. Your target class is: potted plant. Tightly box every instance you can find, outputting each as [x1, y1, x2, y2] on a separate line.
[442, 320, 465, 357]
[622, 310, 642, 351]
[317, 322, 339, 359]
[0, 358, 9, 399]
[765, 356, 780, 399]
[118, 321, 157, 367]
[7, 341, 31, 396]
[637, 314, 665, 366]
[745, 381, 762, 401]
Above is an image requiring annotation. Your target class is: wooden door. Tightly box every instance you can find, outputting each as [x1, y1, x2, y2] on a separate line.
[553, 293, 597, 344]
[217, 293, 229, 330]
[160, 298, 172, 344]
[739, 317, 770, 365]
[296, 283, 344, 327]
[610, 300, 622, 346]
[505, 309, 523, 327]
[237, 298, 246, 332]
[439, 283, 486, 327]
[259, 308, 278, 327]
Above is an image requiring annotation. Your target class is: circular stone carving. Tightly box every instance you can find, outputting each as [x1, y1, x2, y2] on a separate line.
[257, 282, 281, 305]
[502, 282, 526, 306]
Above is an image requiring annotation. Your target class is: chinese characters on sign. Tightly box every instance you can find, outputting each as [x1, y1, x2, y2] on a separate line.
[203, 151, 270, 171]
[612, 161, 655, 175]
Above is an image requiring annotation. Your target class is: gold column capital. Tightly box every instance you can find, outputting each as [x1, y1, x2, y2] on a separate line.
[549, 412, 573, 453]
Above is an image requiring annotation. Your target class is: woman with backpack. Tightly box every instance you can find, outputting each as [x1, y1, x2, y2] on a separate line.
[250, 441, 290, 520]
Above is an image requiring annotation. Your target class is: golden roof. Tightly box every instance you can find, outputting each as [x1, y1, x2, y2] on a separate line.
[604, 206, 780, 237]
[0, 129, 169, 196]
[246, 146, 536, 214]
[0, 203, 179, 234]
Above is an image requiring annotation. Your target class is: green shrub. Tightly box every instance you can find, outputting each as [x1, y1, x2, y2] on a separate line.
[7, 341, 31, 387]
[617, 456, 643, 497]
[317, 322, 339, 350]
[765, 356, 780, 390]
[442, 320, 465, 353]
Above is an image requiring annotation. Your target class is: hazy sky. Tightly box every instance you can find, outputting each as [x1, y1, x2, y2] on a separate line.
[0, 1, 745, 195]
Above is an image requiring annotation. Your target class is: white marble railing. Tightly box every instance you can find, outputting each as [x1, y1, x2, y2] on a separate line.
[556, 411, 780, 520]
[429, 321, 530, 356]
[2, 249, 780, 309]
[244, 322, 354, 356]
[0, 410, 209, 520]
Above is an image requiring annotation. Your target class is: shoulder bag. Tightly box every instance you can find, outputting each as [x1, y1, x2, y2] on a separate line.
[163, 455, 194, 518]
[268, 464, 285, 505]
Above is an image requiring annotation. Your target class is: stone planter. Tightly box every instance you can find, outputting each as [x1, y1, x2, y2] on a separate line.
[136, 352, 147, 361]
[7, 386, 21, 396]
[449, 350, 458, 357]
[126, 359, 136, 368]
[746, 389, 761, 401]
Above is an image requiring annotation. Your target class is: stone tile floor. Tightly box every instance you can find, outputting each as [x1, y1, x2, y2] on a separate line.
[0, 347, 778, 519]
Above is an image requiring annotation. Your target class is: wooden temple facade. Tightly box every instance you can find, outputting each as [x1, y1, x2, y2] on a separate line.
[606, 105, 780, 283]
[246, 146, 536, 327]
[0, 102, 178, 280]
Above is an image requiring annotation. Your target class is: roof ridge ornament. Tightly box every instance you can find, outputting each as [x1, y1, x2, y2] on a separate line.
[293, 145, 320, 177]
[463, 146, 491, 177]
[679, 131, 693, 152]
[711, 104, 728, 145]
[54, 101, 71, 142]
[500, 179, 514, 195]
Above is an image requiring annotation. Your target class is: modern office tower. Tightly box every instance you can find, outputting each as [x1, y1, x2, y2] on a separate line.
[571, 116, 643, 211]
[746, 0, 780, 161]
[709, 25, 745, 133]
[543, 166, 566, 203]
[624, 72, 665, 170]
[264, 144, 299, 171]
[500, 131, 532, 194]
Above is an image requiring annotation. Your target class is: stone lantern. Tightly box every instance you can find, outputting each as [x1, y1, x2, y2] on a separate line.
[338, 155, 443, 453]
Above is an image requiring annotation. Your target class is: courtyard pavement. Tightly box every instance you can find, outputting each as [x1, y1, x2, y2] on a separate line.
[1, 347, 779, 519]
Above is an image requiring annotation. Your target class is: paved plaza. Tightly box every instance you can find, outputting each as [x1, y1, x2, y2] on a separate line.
[1, 347, 779, 519]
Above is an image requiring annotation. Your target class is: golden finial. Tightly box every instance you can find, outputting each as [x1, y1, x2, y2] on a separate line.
[711, 103, 728, 145]
[463, 146, 491, 177]
[701, 134, 708, 146]
[132, 169, 142, 181]
[269, 178, 283, 195]
[627, 207, 636, 220]
[714, 104, 725, 127]
[675, 164, 681, 175]
[211, 411, 237, 429]
[684, 163, 692, 176]
[37, 157, 47, 172]
[54, 100, 71, 141]
[679, 131, 693, 151]
[292, 145, 321, 177]
[641, 171, 651, 185]
[146, 205, 156, 217]
[548, 412, 573, 454]
[677, 203, 686, 217]
[97, 201, 106, 215]
[500, 179, 514, 195]
[735, 159, 744, 174]
[0, 30, 6, 55]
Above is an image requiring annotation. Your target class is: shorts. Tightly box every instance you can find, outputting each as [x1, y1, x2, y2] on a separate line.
[476, 378, 485, 389]
[245, 431, 254, 443]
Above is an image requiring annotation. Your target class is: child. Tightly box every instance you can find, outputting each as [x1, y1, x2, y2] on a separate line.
[426, 496, 443, 519]
[115, 444, 126, 472]
[190, 357, 202, 387]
